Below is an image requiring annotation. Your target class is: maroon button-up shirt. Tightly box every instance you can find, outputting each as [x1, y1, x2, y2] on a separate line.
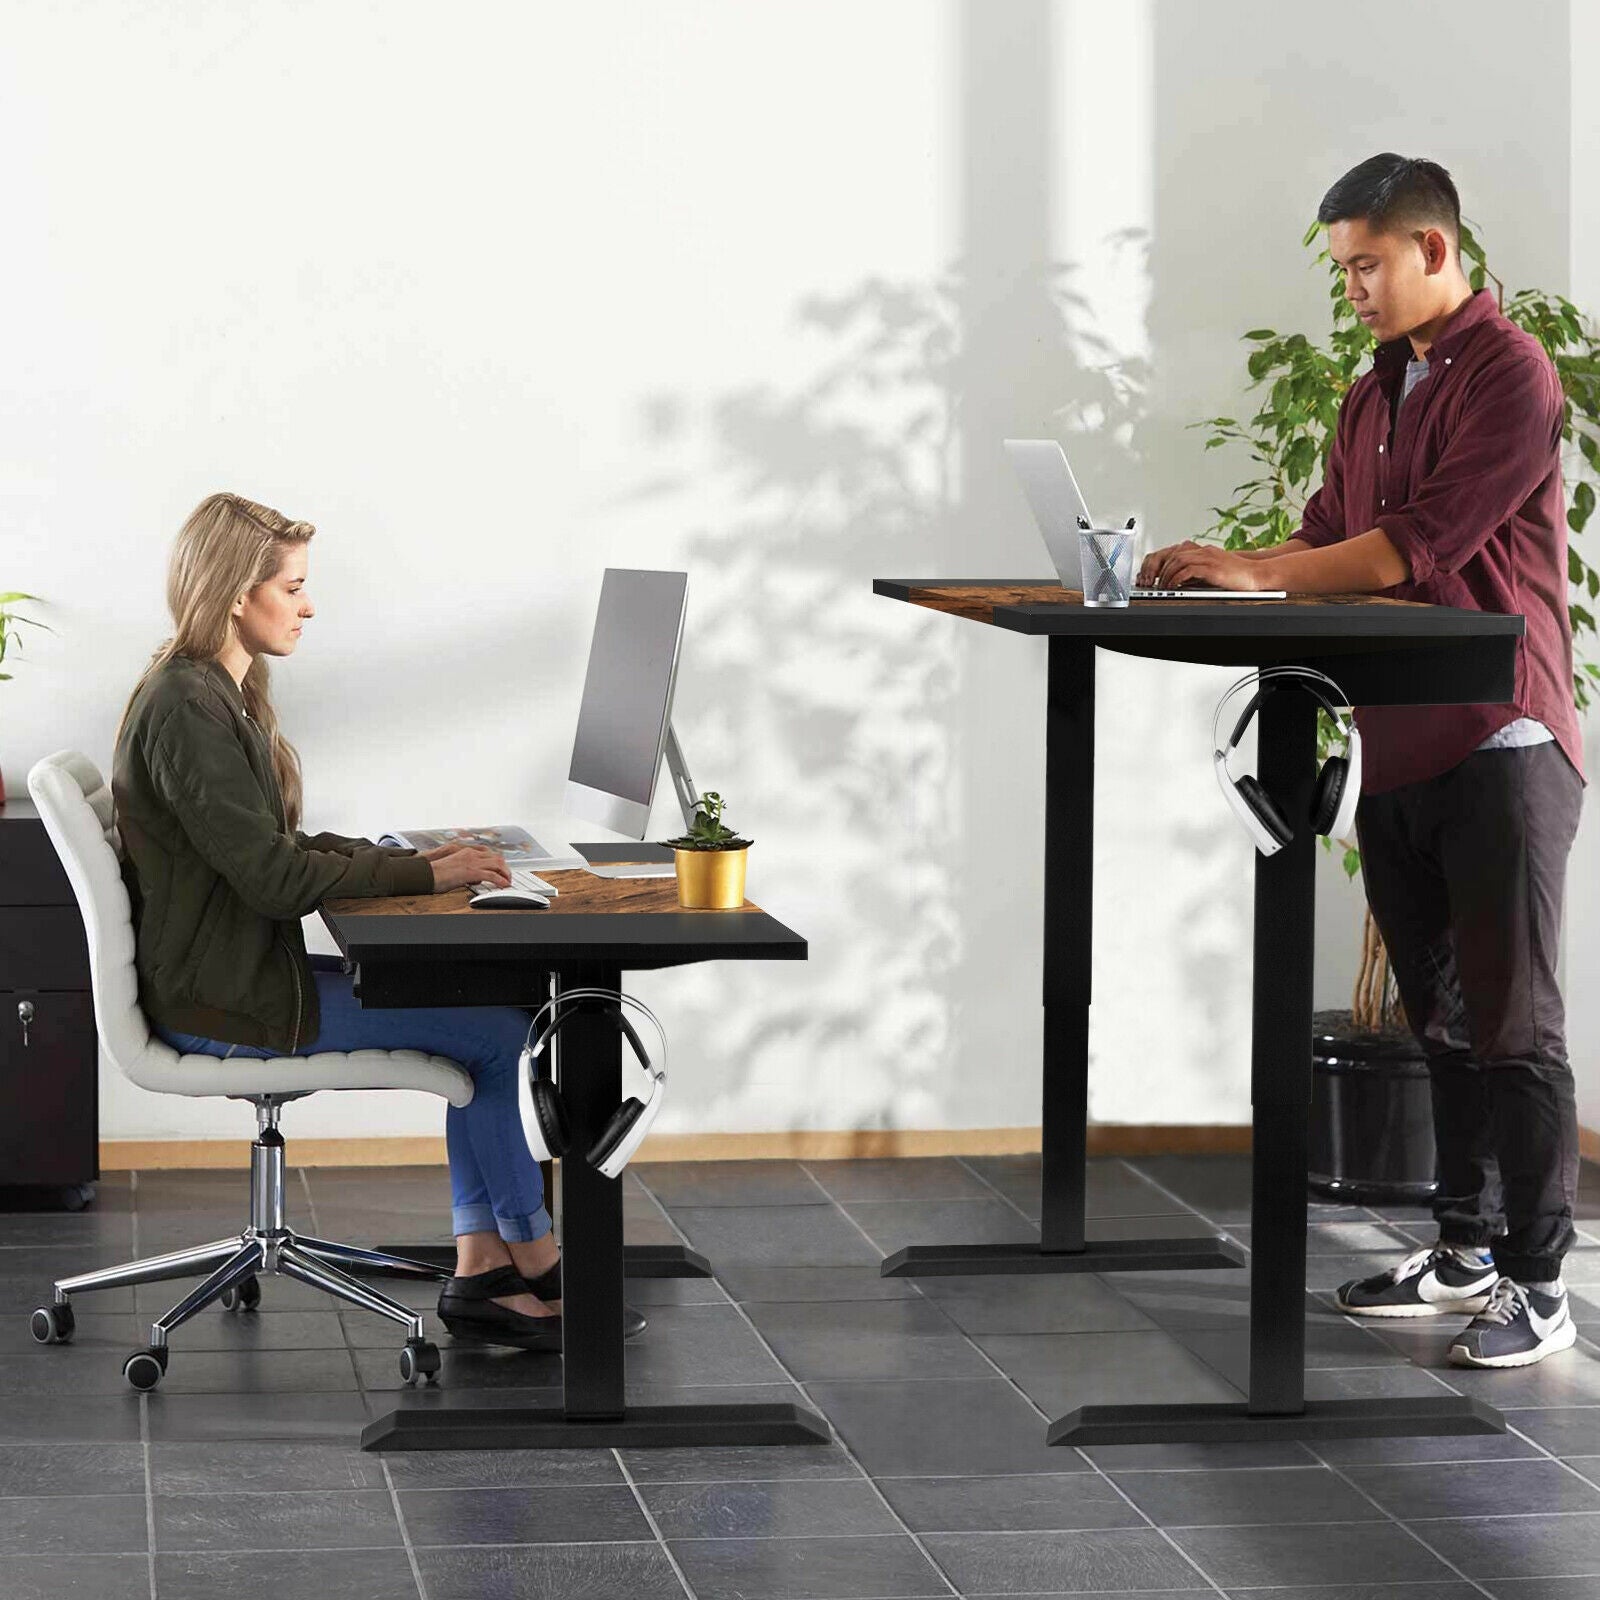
[1297, 288, 1583, 793]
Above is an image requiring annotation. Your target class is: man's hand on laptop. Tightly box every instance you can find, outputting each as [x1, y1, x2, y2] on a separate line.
[1138, 540, 1205, 587]
[1140, 541, 1268, 592]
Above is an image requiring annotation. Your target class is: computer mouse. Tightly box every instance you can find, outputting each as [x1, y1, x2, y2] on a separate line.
[468, 890, 551, 910]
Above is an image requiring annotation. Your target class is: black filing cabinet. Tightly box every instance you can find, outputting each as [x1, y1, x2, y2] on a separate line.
[0, 796, 98, 1203]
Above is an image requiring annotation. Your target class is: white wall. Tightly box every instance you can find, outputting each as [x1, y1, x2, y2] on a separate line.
[1568, 0, 1600, 1134]
[1, 0, 1586, 1142]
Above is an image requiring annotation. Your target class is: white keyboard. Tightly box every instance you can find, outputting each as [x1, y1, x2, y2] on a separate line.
[474, 867, 559, 897]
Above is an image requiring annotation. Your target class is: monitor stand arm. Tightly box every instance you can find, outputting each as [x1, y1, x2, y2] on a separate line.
[664, 723, 700, 834]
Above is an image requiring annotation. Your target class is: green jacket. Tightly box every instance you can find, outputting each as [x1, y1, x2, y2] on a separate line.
[112, 655, 434, 1052]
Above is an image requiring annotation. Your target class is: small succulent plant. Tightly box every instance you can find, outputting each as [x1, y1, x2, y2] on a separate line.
[662, 791, 752, 851]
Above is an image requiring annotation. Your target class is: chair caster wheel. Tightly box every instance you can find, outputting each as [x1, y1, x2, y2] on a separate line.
[30, 1303, 74, 1344]
[400, 1339, 441, 1386]
[58, 1183, 95, 1213]
[123, 1346, 169, 1391]
[219, 1278, 261, 1313]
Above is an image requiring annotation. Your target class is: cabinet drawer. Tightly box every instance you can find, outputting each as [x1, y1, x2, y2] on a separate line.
[0, 990, 97, 1185]
[0, 907, 90, 990]
[0, 813, 77, 906]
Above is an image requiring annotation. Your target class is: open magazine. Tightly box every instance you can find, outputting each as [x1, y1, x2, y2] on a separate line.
[377, 824, 586, 874]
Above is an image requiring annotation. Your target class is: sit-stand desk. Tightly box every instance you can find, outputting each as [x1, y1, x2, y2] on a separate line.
[874, 582, 1518, 1445]
[322, 853, 828, 1451]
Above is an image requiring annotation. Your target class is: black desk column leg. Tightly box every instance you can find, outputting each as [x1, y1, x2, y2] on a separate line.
[1247, 688, 1316, 1414]
[1040, 636, 1094, 1254]
[557, 967, 627, 1420]
[881, 637, 1241, 1280]
[1046, 680, 1502, 1444]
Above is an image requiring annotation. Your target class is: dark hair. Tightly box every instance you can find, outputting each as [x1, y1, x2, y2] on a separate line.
[1317, 153, 1461, 246]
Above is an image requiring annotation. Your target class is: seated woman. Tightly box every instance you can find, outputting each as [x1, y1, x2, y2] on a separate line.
[112, 491, 642, 1351]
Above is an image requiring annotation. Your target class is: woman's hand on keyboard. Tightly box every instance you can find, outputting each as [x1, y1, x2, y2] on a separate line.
[428, 846, 512, 893]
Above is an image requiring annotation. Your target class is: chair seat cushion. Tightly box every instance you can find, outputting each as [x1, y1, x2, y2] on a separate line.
[132, 1037, 475, 1106]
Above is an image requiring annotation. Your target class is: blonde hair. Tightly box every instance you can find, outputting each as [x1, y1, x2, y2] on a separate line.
[120, 492, 316, 831]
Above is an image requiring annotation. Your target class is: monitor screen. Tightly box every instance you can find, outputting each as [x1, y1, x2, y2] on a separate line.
[565, 569, 688, 836]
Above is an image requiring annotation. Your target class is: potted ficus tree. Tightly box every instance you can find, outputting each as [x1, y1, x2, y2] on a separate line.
[662, 790, 752, 909]
[1195, 222, 1600, 1202]
[0, 593, 50, 806]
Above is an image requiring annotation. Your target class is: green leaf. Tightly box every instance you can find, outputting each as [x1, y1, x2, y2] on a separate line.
[1242, 330, 1276, 342]
[1342, 846, 1362, 880]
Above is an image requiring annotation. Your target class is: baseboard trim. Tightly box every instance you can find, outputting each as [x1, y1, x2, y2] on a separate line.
[98, 1122, 1600, 1172]
[98, 1124, 1262, 1171]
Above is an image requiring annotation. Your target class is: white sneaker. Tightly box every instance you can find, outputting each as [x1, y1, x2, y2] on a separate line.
[1448, 1278, 1577, 1369]
[1334, 1245, 1498, 1318]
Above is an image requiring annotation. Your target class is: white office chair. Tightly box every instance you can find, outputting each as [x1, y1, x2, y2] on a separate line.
[26, 751, 477, 1391]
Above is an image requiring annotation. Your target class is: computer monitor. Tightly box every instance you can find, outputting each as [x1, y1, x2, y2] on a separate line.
[564, 568, 701, 839]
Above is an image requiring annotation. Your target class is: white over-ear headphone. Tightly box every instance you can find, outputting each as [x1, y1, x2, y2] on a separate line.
[1212, 666, 1362, 857]
[517, 988, 668, 1179]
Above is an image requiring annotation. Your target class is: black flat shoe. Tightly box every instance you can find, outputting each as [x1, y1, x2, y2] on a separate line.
[436, 1265, 563, 1352]
[525, 1257, 649, 1341]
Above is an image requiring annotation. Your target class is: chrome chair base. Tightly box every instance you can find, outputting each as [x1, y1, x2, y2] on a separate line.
[37, 1099, 449, 1385]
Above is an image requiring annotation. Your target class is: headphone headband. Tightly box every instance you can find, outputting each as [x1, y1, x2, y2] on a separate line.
[524, 986, 668, 1087]
[1213, 666, 1352, 758]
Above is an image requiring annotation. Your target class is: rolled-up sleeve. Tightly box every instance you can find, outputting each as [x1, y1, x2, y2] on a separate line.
[1373, 356, 1563, 583]
[1297, 409, 1349, 550]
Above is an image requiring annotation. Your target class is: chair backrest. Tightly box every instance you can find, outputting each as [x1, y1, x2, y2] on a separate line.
[26, 750, 167, 1089]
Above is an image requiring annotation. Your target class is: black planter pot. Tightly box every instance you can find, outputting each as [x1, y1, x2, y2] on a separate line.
[1309, 1010, 1438, 1206]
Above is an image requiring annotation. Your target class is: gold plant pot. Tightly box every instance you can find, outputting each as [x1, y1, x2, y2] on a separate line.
[674, 846, 748, 909]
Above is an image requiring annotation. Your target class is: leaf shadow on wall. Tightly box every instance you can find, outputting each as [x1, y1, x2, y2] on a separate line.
[616, 263, 1152, 1133]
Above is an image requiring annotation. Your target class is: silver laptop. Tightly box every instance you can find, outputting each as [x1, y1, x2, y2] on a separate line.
[1003, 439, 1285, 600]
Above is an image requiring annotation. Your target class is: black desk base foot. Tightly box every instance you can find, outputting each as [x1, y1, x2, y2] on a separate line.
[362, 1402, 832, 1452]
[623, 1244, 714, 1278]
[1048, 1395, 1505, 1447]
[881, 1236, 1246, 1278]
[371, 1243, 714, 1279]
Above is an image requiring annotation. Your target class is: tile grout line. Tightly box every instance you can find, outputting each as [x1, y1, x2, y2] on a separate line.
[139, 1393, 157, 1600]
[956, 1153, 1277, 1412]
[611, 1447, 699, 1600]
[635, 1174, 963, 1600]
[794, 1162, 1229, 1600]
[1304, 1446, 1499, 1599]
[299, 1167, 430, 1600]
[380, 1456, 433, 1600]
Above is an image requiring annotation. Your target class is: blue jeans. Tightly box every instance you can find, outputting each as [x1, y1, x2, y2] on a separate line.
[154, 955, 552, 1244]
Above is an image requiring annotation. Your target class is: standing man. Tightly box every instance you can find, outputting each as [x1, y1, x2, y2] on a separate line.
[1141, 153, 1586, 1368]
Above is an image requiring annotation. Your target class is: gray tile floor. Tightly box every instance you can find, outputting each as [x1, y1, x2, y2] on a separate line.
[1, 1153, 1598, 1598]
